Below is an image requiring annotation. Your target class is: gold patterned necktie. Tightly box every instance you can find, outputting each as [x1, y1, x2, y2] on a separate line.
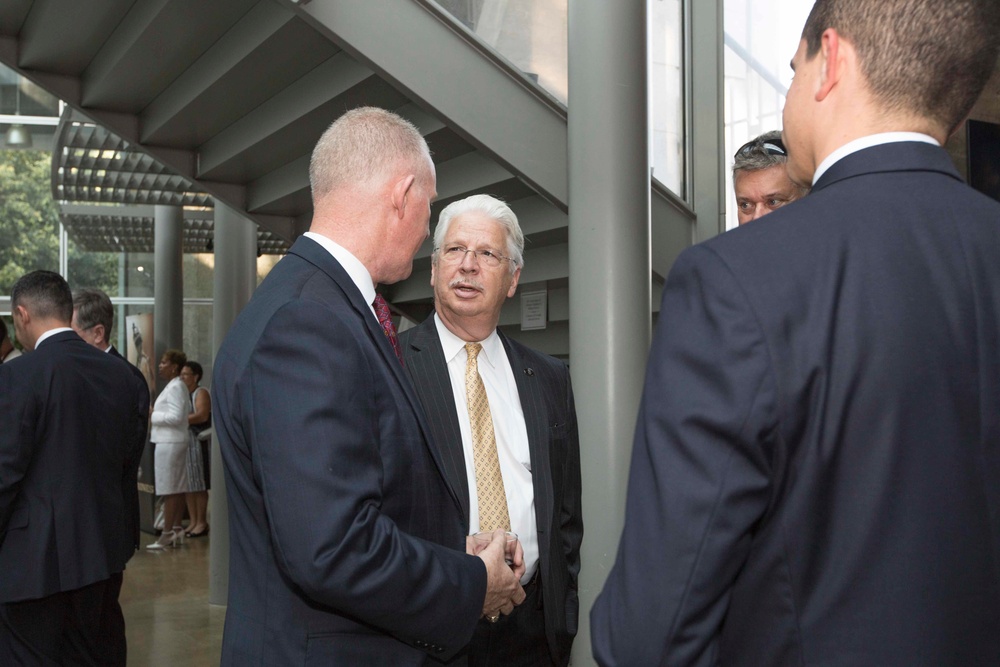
[465, 342, 510, 532]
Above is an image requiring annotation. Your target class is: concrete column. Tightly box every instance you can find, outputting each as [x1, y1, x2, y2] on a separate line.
[153, 205, 184, 376]
[209, 202, 258, 606]
[691, 0, 726, 242]
[567, 1, 650, 665]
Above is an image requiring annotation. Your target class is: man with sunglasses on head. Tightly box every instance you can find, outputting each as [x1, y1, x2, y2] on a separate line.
[733, 130, 809, 225]
[400, 194, 582, 667]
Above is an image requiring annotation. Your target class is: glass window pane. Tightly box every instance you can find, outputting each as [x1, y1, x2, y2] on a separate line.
[651, 0, 686, 199]
[0, 148, 61, 296]
[723, 0, 811, 229]
[432, 0, 568, 104]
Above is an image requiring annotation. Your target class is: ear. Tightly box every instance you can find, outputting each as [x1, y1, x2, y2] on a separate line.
[506, 267, 521, 298]
[816, 28, 844, 102]
[391, 174, 417, 220]
[13, 304, 29, 325]
[93, 323, 107, 345]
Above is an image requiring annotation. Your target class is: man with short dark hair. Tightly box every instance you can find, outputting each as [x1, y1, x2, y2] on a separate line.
[732, 130, 809, 225]
[0, 271, 148, 665]
[213, 108, 525, 665]
[401, 194, 583, 666]
[593, 0, 1000, 664]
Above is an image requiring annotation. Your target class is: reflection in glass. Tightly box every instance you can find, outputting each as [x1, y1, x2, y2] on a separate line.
[651, 0, 685, 199]
[433, 0, 568, 104]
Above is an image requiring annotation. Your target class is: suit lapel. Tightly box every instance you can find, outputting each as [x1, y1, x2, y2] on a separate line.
[402, 317, 472, 523]
[500, 332, 554, 548]
[289, 238, 465, 509]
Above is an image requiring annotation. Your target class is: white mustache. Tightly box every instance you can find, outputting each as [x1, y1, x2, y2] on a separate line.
[449, 278, 484, 292]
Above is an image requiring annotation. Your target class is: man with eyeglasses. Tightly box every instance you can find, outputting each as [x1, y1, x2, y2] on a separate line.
[733, 130, 809, 225]
[212, 109, 524, 665]
[400, 194, 582, 667]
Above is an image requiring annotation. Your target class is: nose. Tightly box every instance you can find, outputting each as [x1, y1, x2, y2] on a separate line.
[459, 249, 479, 270]
[749, 205, 768, 221]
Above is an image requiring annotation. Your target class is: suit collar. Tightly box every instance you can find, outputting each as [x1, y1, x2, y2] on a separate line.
[35, 328, 78, 349]
[289, 237, 463, 509]
[813, 141, 962, 193]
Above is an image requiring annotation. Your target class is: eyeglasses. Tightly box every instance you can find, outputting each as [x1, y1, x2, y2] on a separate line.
[735, 136, 787, 160]
[436, 245, 515, 269]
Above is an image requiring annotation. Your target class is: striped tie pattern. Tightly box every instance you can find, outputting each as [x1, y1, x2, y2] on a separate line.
[465, 342, 510, 532]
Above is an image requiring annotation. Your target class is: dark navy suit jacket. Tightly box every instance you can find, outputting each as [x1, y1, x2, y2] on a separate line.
[213, 237, 485, 665]
[109, 344, 151, 557]
[401, 317, 583, 666]
[592, 142, 1000, 666]
[0, 331, 148, 602]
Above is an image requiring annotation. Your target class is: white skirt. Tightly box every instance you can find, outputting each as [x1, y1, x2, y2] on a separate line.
[154, 440, 190, 495]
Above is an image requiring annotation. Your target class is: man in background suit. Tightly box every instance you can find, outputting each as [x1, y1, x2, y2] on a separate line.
[213, 107, 525, 665]
[72, 287, 151, 665]
[0, 271, 148, 665]
[401, 194, 582, 666]
[732, 130, 809, 225]
[592, 0, 1000, 665]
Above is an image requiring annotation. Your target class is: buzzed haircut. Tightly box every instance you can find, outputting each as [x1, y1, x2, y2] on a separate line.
[11, 270, 74, 324]
[73, 288, 114, 336]
[802, 0, 1000, 131]
[309, 106, 430, 202]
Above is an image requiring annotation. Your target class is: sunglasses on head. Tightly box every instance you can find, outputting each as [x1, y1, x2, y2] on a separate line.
[735, 136, 787, 159]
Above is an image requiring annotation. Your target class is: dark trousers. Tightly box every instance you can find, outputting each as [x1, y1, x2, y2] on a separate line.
[0, 573, 126, 666]
[469, 573, 552, 667]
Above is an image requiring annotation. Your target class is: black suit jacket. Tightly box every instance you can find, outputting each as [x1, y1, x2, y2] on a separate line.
[213, 237, 485, 665]
[592, 142, 1000, 666]
[401, 316, 583, 666]
[0, 331, 149, 602]
[109, 344, 150, 557]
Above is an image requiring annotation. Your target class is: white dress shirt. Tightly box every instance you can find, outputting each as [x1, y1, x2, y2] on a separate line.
[34, 327, 74, 349]
[303, 232, 378, 323]
[435, 314, 538, 584]
[812, 132, 940, 185]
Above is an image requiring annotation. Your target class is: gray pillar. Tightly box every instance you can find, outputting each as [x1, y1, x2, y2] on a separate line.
[568, 2, 650, 665]
[153, 205, 184, 376]
[209, 202, 258, 606]
[691, 0, 725, 242]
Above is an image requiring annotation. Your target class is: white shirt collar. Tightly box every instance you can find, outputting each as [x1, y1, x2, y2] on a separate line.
[813, 132, 940, 185]
[433, 312, 501, 368]
[303, 232, 377, 318]
[35, 327, 75, 349]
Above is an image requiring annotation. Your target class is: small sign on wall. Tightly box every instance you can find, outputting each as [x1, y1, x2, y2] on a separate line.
[521, 289, 547, 331]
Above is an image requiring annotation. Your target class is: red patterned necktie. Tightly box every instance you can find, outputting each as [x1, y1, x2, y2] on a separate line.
[373, 293, 404, 366]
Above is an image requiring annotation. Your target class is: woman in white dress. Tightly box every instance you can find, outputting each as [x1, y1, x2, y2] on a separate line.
[147, 348, 191, 549]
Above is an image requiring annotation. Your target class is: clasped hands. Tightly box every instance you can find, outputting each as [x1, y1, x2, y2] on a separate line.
[468, 529, 526, 622]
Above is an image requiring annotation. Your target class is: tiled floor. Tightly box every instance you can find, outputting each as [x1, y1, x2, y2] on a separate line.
[121, 531, 223, 666]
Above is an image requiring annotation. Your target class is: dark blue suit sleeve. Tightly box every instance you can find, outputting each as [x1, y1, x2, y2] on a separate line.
[560, 371, 583, 636]
[0, 362, 36, 534]
[591, 245, 777, 666]
[243, 299, 483, 654]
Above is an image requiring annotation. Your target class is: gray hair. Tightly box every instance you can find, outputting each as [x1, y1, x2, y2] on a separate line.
[433, 194, 525, 272]
[73, 287, 114, 336]
[732, 130, 787, 175]
[309, 106, 430, 202]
